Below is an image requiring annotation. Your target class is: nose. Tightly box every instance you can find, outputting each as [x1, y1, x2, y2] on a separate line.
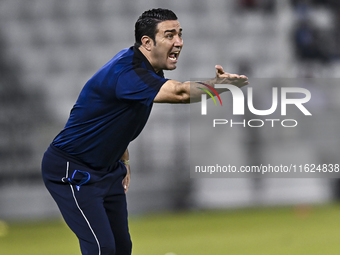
[174, 35, 183, 48]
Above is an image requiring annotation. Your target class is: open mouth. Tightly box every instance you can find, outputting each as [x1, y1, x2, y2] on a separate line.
[169, 51, 180, 61]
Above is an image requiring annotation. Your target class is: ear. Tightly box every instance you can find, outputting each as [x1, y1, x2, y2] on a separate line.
[141, 35, 153, 51]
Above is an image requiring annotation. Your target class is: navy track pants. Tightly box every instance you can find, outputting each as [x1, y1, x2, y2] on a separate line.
[42, 145, 132, 255]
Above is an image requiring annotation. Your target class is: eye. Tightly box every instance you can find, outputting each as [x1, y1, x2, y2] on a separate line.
[166, 34, 174, 39]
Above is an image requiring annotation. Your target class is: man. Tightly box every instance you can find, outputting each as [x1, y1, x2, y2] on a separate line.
[41, 8, 248, 255]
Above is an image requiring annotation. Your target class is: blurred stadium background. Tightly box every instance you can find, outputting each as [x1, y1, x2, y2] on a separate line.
[1, 0, 340, 253]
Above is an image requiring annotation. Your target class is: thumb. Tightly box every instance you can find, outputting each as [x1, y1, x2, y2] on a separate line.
[215, 65, 224, 75]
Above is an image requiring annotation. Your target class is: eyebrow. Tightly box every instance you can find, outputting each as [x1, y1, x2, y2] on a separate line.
[164, 28, 183, 34]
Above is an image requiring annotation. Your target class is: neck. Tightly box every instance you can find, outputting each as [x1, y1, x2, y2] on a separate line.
[138, 45, 160, 73]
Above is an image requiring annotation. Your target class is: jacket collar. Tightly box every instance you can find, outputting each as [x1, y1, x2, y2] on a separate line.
[133, 44, 165, 78]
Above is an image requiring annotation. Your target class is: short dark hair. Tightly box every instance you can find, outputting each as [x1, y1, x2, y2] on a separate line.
[135, 8, 178, 47]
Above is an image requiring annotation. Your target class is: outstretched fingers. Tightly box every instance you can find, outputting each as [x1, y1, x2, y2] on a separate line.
[214, 65, 249, 88]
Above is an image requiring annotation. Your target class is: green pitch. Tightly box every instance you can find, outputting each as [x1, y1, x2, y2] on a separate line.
[1, 203, 340, 255]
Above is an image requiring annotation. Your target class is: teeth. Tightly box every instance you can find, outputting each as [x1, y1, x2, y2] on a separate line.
[169, 51, 179, 60]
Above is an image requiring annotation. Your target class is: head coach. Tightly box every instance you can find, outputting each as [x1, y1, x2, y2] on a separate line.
[41, 8, 248, 255]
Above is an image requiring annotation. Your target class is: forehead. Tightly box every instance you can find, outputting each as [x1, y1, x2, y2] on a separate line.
[156, 20, 182, 34]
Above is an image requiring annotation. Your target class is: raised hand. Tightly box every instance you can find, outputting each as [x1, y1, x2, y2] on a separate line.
[215, 65, 249, 88]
